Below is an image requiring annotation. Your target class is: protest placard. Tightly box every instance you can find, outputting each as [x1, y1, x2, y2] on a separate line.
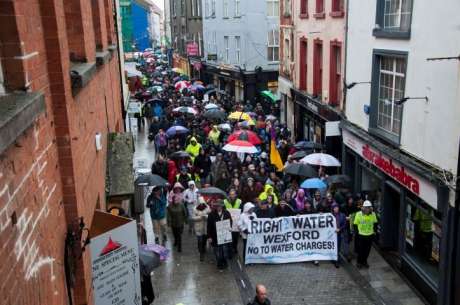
[216, 219, 232, 245]
[228, 208, 241, 232]
[245, 213, 337, 264]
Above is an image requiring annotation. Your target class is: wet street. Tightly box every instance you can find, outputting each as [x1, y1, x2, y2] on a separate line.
[133, 126, 427, 305]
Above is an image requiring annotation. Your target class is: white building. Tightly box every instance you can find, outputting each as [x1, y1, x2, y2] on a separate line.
[163, 0, 172, 46]
[149, 2, 163, 47]
[343, 0, 460, 303]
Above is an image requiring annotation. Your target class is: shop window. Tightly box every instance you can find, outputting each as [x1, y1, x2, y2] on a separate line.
[313, 39, 323, 98]
[267, 29, 279, 62]
[299, 38, 307, 91]
[267, 0, 280, 17]
[329, 41, 341, 105]
[405, 193, 440, 284]
[374, 0, 412, 38]
[300, 0, 308, 17]
[369, 50, 407, 145]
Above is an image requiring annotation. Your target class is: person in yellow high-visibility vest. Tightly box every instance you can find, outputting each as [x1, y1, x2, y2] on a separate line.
[353, 200, 378, 269]
[224, 189, 242, 256]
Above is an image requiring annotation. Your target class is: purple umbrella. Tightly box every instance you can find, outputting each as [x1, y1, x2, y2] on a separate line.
[166, 125, 189, 137]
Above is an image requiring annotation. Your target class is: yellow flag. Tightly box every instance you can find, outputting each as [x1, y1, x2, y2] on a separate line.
[270, 139, 284, 171]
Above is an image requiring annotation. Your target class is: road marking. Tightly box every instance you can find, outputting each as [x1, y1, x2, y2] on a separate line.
[240, 279, 246, 289]
[237, 259, 242, 270]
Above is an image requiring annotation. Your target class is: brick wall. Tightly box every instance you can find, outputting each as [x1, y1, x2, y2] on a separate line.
[0, 0, 123, 304]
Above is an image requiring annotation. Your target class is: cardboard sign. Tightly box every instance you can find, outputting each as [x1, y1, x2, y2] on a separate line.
[228, 209, 241, 232]
[216, 219, 232, 245]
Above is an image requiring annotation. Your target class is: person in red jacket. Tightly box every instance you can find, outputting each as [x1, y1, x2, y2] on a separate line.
[167, 159, 178, 185]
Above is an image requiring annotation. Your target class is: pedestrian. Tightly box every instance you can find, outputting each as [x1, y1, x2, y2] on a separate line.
[192, 197, 211, 262]
[176, 166, 192, 189]
[185, 136, 201, 162]
[167, 191, 188, 253]
[224, 189, 242, 255]
[146, 186, 168, 245]
[183, 180, 199, 233]
[293, 188, 308, 213]
[238, 202, 256, 263]
[247, 284, 271, 305]
[254, 200, 275, 218]
[331, 203, 347, 268]
[207, 200, 232, 271]
[154, 128, 168, 156]
[258, 184, 278, 205]
[353, 200, 378, 268]
[274, 200, 295, 217]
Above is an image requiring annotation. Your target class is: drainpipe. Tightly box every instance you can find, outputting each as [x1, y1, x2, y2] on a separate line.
[341, 0, 350, 118]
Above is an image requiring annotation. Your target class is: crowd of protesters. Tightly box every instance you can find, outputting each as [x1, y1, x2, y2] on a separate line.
[137, 50, 378, 275]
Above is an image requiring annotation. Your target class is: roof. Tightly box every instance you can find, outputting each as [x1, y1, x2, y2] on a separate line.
[106, 132, 135, 197]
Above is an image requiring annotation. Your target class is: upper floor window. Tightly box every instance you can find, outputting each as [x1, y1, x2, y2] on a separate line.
[212, 31, 217, 53]
[374, 0, 412, 39]
[331, 0, 344, 15]
[235, 0, 241, 16]
[267, 0, 279, 17]
[300, 0, 308, 16]
[283, 0, 291, 16]
[211, 0, 216, 17]
[224, 36, 229, 62]
[235, 36, 241, 63]
[316, 0, 324, 14]
[196, 0, 201, 16]
[205, 0, 209, 17]
[223, 0, 229, 18]
[191, 0, 196, 16]
[267, 29, 279, 62]
[370, 50, 408, 144]
[181, 0, 186, 16]
[173, 1, 177, 17]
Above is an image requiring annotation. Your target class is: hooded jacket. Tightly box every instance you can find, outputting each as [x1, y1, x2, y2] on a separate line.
[192, 202, 211, 236]
[167, 182, 184, 205]
[238, 202, 257, 239]
[258, 184, 279, 205]
[185, 137, 201, 161]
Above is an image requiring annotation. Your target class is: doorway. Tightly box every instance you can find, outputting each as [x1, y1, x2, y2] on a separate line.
[380, 181, 402, 252]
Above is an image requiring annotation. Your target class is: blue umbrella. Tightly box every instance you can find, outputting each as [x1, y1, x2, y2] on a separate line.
[166, 125, 189, 137]
[300, 178, 327, 189]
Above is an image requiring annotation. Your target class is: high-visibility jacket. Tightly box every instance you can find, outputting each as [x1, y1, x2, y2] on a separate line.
[224, 198, 242, 210]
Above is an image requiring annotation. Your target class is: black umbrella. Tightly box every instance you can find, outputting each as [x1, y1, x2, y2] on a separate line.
[135, 174, 167, 186]
[170, 151, 191, 159]
[290, 150, 308, 159]
[198, 187, 227, 198]
[203, 109, 226, 120]
[138, 247, 161, 277]
[284, 163, 317, 178]
[181, 96, 193, 104]
[294, 141, 323, 150]
[326, 174, 351, 186]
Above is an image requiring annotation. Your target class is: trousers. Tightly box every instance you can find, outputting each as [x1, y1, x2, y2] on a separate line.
[356, 234, 374, 265]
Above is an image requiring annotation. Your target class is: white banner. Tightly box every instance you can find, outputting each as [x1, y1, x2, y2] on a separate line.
[245, 213, 337, 264]
[91, 220, 141, 305]
[216, 219, 232, 245]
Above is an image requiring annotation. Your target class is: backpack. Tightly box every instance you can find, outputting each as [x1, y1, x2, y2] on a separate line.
[156, 133, 167, 147]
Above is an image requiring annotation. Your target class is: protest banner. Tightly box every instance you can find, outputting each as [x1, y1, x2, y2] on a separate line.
[228, 208, 241, 232]
[245, 213, 337, 264]
[216, 219, 232, 245]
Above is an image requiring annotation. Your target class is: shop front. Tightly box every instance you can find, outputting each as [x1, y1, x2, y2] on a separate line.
[172, 53, 189, 76]
[278, 76, 293, 128]
[291, 88, 342, 159]
[341, 123, 451, 304]
[188, 56, 202, 80]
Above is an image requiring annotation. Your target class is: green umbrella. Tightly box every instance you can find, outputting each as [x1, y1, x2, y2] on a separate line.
[260, 90, 278, 103]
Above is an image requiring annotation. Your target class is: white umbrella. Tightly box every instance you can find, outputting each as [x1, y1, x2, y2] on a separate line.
[218, 123, 232, 131]
[204, 103, 219, 110]
[173, 106, 197, 115]
[300, 153, 341, 167]
[223, 140, 258, 154]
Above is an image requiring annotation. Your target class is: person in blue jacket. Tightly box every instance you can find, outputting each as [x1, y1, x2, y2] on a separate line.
[331, 203, 347, 268]
[146, 186, 168, 245]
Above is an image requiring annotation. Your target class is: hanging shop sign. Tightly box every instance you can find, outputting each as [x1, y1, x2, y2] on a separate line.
[343, 129, 438, 209]
[186, 42, 199, 56]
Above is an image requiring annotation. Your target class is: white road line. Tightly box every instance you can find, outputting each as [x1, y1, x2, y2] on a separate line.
[240, 279, 246, 289]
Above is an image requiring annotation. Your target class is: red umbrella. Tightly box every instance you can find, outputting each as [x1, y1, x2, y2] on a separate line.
[223, 140, 258, 154]
[227, 130, 262, 145]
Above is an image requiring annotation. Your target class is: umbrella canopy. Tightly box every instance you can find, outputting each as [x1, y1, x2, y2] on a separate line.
[290, 150, 308, 159]
[283, 163, 317, 178]
[260, 90, 278, 103]
[138, 247, 161, 277]
[170, 151, 191, 159]
[223, 140, 258, 154]
[191, 84, 205, 92]
[265, 114, 277, 121]
[218, 123, 232, 131]
[227, 130, 261, 145]
[240, 120, 256, 127]
[150, 85, 163, 92]
[172, 67, 185, 74]
[180, 96, 194, 104]
[301, 153, 341, 167]
[203, 109, 227, 120]
[198, 187, 227, 197]
[204, 103, 219, 110]
[173, 106, 198, 115]
[166, 125, 189, 137]
[228, 111, 252, 122]
[135, 174, 167, 186]
[193, 80, 204, 85]
[300, 178, 327, 189]
[294, 141, 323, 150]
[326, 174, 351, 186]
[175, 80, 190, 91]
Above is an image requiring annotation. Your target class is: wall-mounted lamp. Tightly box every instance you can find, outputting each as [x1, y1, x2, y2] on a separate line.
[394, 96, 429, 105]
[345, 81, 371, 89]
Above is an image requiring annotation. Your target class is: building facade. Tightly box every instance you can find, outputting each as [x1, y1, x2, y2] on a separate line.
[0, 0, 124, 304]
[170, 0, 204, 78]
[343, 0, 460, 304]
[201, 0, 279, 102]
[132, 0, 155, 51]
[164, 0, 172, 46]
[288, 0, 346, 157]
[149, 3, 164, 48]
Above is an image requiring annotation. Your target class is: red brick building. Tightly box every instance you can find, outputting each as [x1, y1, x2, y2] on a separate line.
[0, 1, 124, 304]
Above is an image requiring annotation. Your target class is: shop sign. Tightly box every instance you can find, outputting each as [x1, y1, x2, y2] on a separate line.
[186, 42, 199, 56]
[207, 54, 217, 61]
[343, 130, 438, 209]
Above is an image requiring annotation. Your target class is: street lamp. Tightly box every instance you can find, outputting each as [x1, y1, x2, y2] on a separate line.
[394, 96, 428, 105]
[345, 81, 371, 89]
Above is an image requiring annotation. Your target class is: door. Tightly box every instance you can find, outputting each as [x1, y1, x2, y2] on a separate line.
[380, 181, 402, 251]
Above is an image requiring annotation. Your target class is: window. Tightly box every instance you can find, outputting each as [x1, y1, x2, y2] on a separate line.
[374, 0, 412, 38]
[198, 32, 203, 56]
[315, 0, 324, 13]
[329, 41, 342, 105]
[235, 0, 241, 16]
[331, 0, 344, 15]
[267, 0, 279, 17]
[283, 0, 291, 16]
[267, 29, 279, 62]
[173, 1, 177, 17]
[235, 36, 241, 63]
[211, 0, 216, 16]
[299, 38, 307, 91]
[223, 0, 229, 18]
[191, 0, 196, 16]
[205, 0, 209, 17]
[313, 40, 323, 97]
[300, 0, 308, 15]
[284, 39, 290, 62]
[212, 31, 217, 53]
[224, 36, 229, 62]
[181, 0, 185, 16]
[375, 55, 406, 137]
[196, 0, 201, 16]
